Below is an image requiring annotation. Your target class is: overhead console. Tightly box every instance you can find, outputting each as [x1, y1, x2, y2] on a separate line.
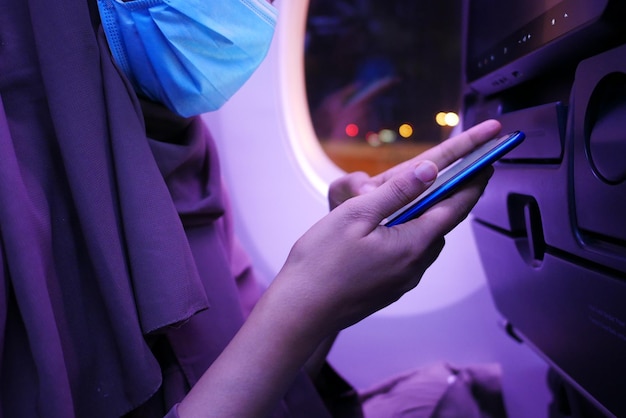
[462, 0, 626, 416]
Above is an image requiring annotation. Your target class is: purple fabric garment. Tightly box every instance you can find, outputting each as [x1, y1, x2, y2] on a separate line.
[359, 363, 506, 418]
[0, 0, 335, 416]
[0, 0, 207, 414]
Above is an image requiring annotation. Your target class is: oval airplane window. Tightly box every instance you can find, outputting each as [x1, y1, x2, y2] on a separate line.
[305, 0, 463, 175]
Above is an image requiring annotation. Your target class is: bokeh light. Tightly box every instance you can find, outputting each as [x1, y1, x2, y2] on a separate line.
[444, 112, 460, 127]
[366, 131, 381, 146]
[379, 129, 396, 143]
[435, 112, 447, 126]
[398, 123, 413, 138]
[345, 123, 359, 137]
[435, 111, 460, 127]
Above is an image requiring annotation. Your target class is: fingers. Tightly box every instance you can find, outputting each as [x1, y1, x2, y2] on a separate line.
[407, 167, 493, 241]
[418, 119, 502, 169]
[328, 120, 501, 232]
[328, 171, 372, 210]
[345, 161, 438, 229]
[370, 119, 502, 184]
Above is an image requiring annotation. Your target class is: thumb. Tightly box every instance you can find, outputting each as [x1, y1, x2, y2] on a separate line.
[359, 161, 438, 225]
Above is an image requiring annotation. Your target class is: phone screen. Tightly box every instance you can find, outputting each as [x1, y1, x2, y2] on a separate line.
[383, 130, 525, 226]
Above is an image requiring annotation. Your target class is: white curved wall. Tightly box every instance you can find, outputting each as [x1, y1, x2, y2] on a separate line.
[202, 1, 550, 417]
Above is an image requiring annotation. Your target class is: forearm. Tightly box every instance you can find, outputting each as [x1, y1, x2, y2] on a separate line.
[177, 277, 326, 417]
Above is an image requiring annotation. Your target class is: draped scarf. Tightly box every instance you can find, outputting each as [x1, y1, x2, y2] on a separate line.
[0, 0, 226, 414]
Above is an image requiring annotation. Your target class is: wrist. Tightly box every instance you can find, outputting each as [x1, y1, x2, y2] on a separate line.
[252, 272, 331, 352]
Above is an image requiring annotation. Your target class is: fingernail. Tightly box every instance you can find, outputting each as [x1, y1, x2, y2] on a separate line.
[414, 162, 437, 184]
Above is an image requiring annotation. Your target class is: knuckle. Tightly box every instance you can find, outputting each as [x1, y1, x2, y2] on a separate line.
[387, 175, 415, 204]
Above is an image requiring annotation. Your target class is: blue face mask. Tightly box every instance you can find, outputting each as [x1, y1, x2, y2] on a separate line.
[97, 0, 278, 117]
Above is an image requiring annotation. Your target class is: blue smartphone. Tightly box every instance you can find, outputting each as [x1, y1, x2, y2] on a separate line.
[383, 130, 525, 226]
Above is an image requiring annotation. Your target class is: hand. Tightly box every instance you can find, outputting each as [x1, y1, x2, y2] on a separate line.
[328, 119, 502, 209]
[271, 158, 492, 339]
